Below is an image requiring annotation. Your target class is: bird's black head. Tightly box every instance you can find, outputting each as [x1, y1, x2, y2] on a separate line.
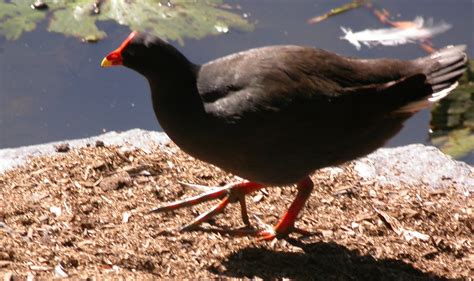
[101, 31, 194, 78]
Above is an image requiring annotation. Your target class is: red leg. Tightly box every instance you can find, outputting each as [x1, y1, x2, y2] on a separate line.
[258, 177, 314, 240]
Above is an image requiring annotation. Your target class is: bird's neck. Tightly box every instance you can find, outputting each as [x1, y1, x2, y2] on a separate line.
[147, 64, 203, 111]
[145, 66, 208, 142]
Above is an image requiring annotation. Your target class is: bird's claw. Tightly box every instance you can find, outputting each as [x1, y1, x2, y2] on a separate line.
[251, 204, 313, 240]
[256, 226, 313, 241]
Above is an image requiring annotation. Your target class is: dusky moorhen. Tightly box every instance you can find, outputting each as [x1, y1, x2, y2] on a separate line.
[101, 31, 467, 240]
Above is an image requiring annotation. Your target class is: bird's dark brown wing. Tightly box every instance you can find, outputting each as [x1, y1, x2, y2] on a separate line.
[196, 45, 419, 121]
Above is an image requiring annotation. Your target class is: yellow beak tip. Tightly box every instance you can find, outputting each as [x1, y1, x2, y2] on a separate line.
[101, 57, 113, 67]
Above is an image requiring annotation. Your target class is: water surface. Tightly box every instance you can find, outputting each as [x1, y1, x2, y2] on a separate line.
[1, 0, 472, 163]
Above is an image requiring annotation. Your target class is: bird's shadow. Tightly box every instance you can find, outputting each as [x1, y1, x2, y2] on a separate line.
[213, 239, 447, 281]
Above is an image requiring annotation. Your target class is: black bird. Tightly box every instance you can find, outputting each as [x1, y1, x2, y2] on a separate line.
[101, 32, 467, 239]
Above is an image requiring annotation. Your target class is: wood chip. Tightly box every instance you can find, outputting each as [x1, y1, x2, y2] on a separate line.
[0, 143, 470, 279]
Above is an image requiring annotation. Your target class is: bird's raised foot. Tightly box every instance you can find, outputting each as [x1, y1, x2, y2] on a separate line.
[150, 181, 264, 230]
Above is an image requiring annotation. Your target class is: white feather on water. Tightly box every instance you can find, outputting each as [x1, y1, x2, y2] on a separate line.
[341, 17, 452, 50]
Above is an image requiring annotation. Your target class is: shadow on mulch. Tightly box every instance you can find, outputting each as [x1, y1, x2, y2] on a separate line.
[218, 240, 447, 281]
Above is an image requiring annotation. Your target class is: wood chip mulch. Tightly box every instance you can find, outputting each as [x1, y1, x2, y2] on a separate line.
[0, 142, 472, 280]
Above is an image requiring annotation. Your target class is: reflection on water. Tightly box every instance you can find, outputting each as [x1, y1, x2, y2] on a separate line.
[0, 0, 253, 43]
[0, 0, 473, 163]
[430, 63, 474, 161]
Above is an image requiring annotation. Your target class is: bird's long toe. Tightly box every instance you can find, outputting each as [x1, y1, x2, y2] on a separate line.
[150, 181, 265, 230]
[257, 226, 313, 240]
[149, 183, 232, 213]
[252, 216, 313, 240]
[180, 197, 230, 231]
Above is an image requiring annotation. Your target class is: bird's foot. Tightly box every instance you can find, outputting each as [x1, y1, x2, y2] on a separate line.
[150, 181, 264, 230]
[257, 227, 312, 240]
[253, 214, 312, 240]
[150, 177, 314, 241]
[251, 177, 314, 240]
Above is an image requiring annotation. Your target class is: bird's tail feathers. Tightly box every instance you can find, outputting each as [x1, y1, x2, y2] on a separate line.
[396, 45, 467, 113]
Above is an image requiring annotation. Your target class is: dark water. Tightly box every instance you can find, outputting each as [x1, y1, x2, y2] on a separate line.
[0, 0, 473, 163]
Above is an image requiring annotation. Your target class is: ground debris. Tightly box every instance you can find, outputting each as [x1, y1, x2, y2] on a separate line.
[0, 143, 471, 279]
[54, 143, 70, 153]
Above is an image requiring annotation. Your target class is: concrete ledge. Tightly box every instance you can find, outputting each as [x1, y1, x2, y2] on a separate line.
[0, 129, 169, 173]
[354, 144, 473, 194]
[1, 129, 472, 194]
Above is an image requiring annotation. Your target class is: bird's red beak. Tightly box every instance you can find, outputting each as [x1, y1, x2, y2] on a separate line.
[101, 31, 138, 67]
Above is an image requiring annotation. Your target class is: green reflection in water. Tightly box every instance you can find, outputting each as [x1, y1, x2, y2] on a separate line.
[0, 0, 253, 44]
[430, 59, 474, 159]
